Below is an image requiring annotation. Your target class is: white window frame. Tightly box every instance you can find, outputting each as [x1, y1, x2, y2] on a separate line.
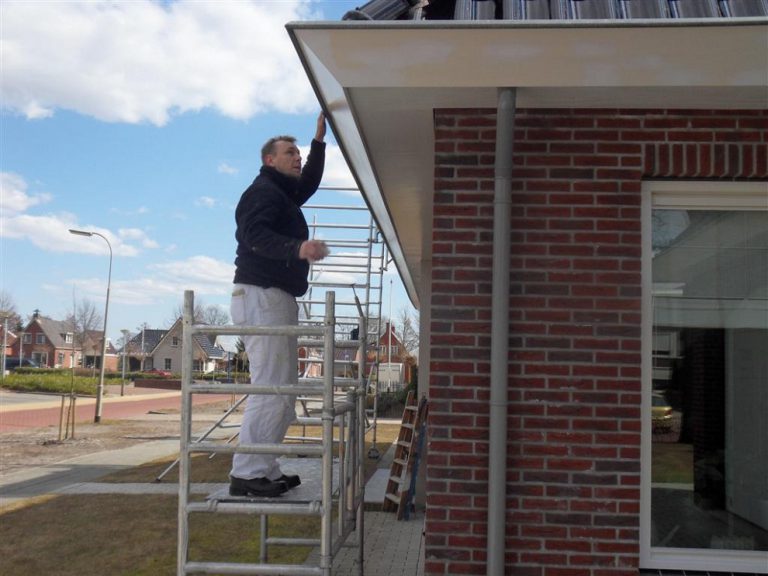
[641, 180, 768, 573]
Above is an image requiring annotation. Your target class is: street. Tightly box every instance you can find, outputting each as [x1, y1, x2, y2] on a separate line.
[0, 385, 234, 433]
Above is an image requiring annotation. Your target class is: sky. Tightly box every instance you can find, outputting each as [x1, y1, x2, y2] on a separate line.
[1, 0, 416, 346]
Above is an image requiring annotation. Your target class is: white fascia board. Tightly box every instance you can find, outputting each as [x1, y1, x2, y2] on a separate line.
[288, 20, 768, 310]
[290, 29, 422, 307]
[289, 21, 767, 92]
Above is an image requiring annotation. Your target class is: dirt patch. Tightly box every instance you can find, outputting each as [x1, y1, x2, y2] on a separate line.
[0, 401, 400, 482]
[0, 420, 176, 476]
[0, 401, 232, 479]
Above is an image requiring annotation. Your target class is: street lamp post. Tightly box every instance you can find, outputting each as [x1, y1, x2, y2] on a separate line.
[120, 329, 130, 396]
[1, 315, 8, 380]
[69, 228, 112, 423]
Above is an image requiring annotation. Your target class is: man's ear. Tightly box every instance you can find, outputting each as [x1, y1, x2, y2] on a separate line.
[264, 155, 275, 167]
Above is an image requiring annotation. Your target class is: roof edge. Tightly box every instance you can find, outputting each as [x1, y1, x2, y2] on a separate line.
[287, 16, 768, 31]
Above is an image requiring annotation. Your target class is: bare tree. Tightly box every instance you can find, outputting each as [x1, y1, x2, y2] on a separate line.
[169, 299, 229, 326]
[66, 298, 103, 346]
[397, 306, 419, 355]
[0, 290, 23, 330]
[235, 338, 248, 373]
[199, 304, 229, 326]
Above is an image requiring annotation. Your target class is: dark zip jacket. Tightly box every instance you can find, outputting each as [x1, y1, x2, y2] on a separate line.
[233, 139, 325, 296]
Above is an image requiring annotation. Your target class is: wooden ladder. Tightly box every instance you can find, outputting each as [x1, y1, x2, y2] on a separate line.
[383, 390, 427, 519]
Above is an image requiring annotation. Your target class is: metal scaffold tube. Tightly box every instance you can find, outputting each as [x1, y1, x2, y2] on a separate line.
[297, 200, 387, 459]
[320, 291, 335, 576]
[177, 290, 195, 576]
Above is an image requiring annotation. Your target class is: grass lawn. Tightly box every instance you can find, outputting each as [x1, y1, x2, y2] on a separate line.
[0, 423, 401, 576]
[652, 441, 694, 484]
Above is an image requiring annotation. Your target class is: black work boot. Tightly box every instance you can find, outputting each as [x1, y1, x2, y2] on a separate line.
[278, 474, 301, 489]
[229, 476, 288, 497]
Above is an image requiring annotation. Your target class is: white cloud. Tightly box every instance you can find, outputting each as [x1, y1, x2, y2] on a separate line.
[0, 172, 143, 256]
[321, 145, 358, 191]
[4, 213, 140, 257]
[110, 205, 149, 216]
[0, 172, 52, 216]
[1, 0, 320, 126]
[295, 144, 356, 191]
[63, 255, 233, 308]
[119, 227, 159, 249]
[218, 162, 239, 175]
[149, 255, 234, 295]
[196, 196, 217, 208]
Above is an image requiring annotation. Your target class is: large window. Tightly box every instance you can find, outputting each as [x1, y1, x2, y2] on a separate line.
[641, 182, 768, 572]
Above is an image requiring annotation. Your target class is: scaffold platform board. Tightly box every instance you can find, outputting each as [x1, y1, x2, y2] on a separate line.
[206, 457, 340, 503]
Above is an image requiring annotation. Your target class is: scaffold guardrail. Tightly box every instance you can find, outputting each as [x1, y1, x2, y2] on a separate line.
[176, 290, 366, 576]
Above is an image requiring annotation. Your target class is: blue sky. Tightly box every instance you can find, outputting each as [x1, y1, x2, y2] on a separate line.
[1, 0, 415, 345]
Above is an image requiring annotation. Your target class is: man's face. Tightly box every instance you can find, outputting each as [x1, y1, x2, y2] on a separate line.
[265, 140, 301, 178]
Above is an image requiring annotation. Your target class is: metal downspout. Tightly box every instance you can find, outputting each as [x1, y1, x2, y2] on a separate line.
[487, 87, 515, 576]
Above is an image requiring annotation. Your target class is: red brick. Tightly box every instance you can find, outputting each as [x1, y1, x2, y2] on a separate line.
[427, 107, 765, 576]
[621, 130, 666, 141]
[598, 142, 642, 155]
[692, 117, 738, 129]
[668, 130, 714, 142]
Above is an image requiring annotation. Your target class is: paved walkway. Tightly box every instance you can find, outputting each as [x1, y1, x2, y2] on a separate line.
[0, 389, 425, 575]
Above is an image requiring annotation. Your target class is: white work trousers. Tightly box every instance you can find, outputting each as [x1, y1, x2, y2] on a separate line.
[229, 284, 298, 481]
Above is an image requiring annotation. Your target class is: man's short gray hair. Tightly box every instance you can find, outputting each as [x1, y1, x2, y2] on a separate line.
[261, 135, 297, 163]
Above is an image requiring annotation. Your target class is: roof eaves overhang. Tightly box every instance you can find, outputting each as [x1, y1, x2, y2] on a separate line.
[287, 19, 768, 309]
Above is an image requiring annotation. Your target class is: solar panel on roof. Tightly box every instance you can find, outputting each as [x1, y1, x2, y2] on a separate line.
[550, 0, 568, 18]
[619, 0, 671, 18]
[720, 0, 768, 16]
[669, 0, 721, 17]
[572, 0, 622, 18]
[402, 0, 768, 20]
[454, 0, 497, 19]
[342, 0, 415, 20]
[551, 0, 622, 19]
[502, 0, 551, 19]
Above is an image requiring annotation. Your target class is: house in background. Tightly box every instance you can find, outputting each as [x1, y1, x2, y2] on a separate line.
[1, 325, 17, 359]
[122, 321, 225, 374]
[214, 335, 241, 374]
[122, 328, 167, 372]
[12, 312, 82, 369]
[300, 320, 417, 383]
[370, 320, 415, 391]
[80, 329, 119, 372]
[288, 1, 767, 574]
[9, 311, 119, 370]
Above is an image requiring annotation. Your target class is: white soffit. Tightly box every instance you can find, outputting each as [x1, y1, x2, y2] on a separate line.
[288, 21, 768, 308]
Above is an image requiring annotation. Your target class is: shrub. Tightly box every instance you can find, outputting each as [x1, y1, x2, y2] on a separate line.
[1, 372, 98, 395]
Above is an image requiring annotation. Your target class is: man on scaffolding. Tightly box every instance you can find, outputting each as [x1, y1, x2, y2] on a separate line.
[229, 112, 330, 497]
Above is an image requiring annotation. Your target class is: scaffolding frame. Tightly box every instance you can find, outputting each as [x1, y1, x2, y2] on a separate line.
[177, 290, 367, 576]
[299, 197, 388, 457]
[158, 198, 388, 483]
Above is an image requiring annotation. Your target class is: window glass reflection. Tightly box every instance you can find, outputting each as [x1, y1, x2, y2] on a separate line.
[651, 209, 768, 551]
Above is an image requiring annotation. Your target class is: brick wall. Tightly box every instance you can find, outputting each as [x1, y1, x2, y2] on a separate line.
[427, 109, 768, 575]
